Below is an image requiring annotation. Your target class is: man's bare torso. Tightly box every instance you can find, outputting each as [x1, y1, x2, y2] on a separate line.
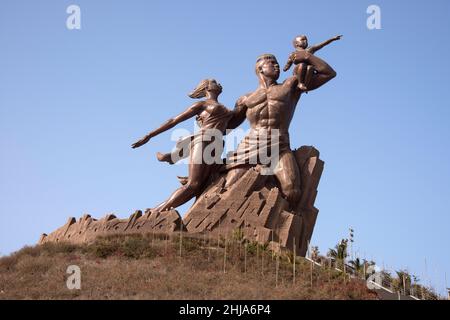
[244, 78, 301, 134]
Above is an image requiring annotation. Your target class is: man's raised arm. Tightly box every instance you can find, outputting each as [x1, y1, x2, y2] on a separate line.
[306, 52, 336, 91]
[290, 51, 336, 92]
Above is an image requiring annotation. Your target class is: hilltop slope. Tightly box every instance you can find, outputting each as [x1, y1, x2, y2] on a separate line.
[0, 233, 377, 300]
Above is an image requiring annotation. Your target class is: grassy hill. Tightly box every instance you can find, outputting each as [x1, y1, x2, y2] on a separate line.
[0, 233, 377, 300]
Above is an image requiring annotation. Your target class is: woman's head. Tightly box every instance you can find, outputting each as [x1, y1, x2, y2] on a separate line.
[188, 79, 222, 99]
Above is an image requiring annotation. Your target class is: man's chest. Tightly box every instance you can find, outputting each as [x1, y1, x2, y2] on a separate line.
[245, 86, 291, 109]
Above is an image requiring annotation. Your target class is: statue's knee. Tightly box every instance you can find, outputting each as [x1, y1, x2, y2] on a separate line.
[185, 180, 202, 194]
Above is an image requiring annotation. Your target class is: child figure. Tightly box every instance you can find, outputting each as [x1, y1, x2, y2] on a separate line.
[283, 34, 342, 91]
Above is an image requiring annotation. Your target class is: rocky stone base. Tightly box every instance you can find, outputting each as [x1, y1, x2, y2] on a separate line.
[39, 209, 183, 245]
[39, 146, 323, 257]
[183, 146, 324, 256]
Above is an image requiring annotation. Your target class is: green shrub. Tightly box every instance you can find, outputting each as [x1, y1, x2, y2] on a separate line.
[88, 238, 120, 258]
[41, 242, 77, 255]
[121, 236, 151, 259]
[245, 241, 267, 256]
[231, 228, 244, 242]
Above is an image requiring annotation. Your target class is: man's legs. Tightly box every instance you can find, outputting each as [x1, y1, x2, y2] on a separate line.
[274, 151, 302, 209]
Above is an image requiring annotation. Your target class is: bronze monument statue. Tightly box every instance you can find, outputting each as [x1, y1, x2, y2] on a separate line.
[39, 36, 340, 257]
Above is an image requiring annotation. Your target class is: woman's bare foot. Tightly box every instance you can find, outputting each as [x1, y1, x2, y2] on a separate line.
[156, 152, 174, 164]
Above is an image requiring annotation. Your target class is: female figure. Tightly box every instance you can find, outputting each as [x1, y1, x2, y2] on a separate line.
[131, 79, 233, 212]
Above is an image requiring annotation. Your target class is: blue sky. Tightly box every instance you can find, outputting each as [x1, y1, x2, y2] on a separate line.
[1, 0, 449, 295]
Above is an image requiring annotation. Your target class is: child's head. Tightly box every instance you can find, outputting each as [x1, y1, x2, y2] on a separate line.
[293, 35, 308, 50]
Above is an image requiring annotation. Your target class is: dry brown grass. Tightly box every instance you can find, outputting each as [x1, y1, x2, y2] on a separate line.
[0, 233, 377, 300]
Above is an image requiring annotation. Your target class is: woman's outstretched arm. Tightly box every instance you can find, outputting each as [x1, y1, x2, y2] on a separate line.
[131, 101, 204, 148]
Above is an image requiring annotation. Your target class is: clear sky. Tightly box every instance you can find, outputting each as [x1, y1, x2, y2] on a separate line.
[1, 0, 449, 295]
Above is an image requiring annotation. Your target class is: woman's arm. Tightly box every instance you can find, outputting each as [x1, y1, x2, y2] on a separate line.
[131, 101, 204, 148]
[227, 95, 249, 130]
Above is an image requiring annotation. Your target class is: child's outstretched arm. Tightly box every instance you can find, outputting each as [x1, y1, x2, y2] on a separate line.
[307, 35, 342, 54]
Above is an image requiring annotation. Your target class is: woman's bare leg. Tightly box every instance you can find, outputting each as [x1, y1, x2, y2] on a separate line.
[152, 142, 212, 212]
[157, 138, 191, 165]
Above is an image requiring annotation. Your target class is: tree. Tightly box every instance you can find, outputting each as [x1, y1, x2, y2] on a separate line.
[361, 259, 376, 279]
[327, 239, 348, 268]
[393, 269, 412, 295]
[349, 257, 363, 276]
[310, 246, 320, 261]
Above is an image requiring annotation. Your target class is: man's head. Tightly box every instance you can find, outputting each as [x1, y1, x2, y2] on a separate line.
[293, 35, 308, 50]
[255, 54, 280, 81]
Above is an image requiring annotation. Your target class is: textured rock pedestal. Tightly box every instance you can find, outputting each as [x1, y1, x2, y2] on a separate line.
[39, 209, 183, 245]
[183, 146, 323, 256]
[39, 146, 323, 257]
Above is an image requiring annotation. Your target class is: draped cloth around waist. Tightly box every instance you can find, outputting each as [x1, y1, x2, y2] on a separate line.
[225, 128, 291, 173]
[168, 127, 291, 173]
[168, 129, 225, 164]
